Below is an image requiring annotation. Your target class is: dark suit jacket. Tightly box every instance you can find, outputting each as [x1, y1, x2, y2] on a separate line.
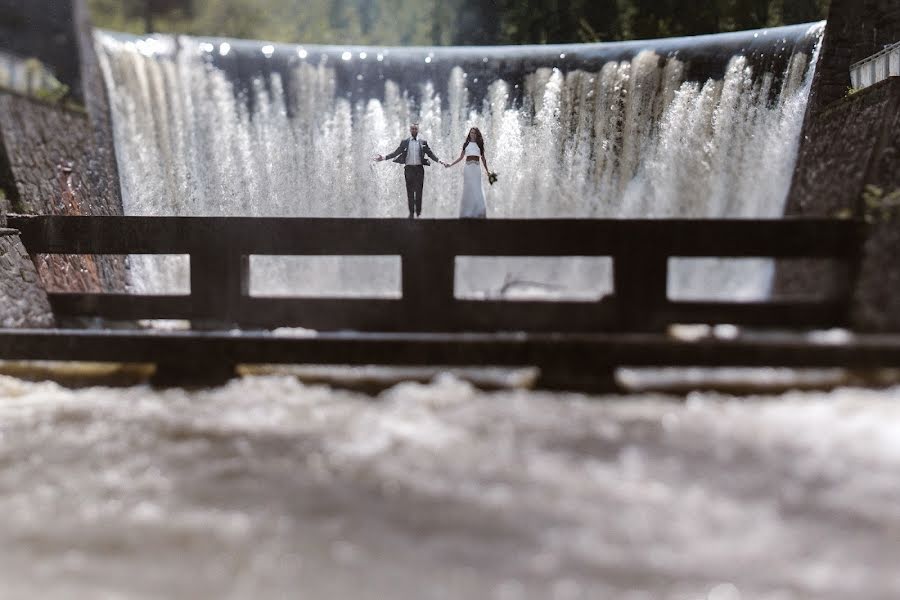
[385, 137, 440, 166]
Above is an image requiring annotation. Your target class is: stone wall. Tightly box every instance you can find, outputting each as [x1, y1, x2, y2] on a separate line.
[847, 79, 900, 331]
[0, 93, 119, 216]
[72, 0, 122, 214]
[0, 92, 127, 294]
[0, 0, 122, 219]
[0, 0, 125, 303]
[778, 0, 900, 330]
[787, 78, 900, 218]
[0, 230, 54, 328]
[803, 0, 900, 119]
[785, 0, 900, 219]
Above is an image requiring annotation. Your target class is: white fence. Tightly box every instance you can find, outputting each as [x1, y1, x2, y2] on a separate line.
[850, 41, 900, 90]
[0, 50, 67, 99]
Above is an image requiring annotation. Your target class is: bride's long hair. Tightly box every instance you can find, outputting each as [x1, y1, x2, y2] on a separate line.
[462, 127, 485, 157]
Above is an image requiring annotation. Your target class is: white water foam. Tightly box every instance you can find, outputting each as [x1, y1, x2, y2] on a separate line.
[0, 374, 898, 599]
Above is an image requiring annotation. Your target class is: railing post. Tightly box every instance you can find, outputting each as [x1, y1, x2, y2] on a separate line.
[402, 248, 455, 331]
[613, 251, 668, 331]
[158, 246, 247, 384]
[189, 247, 248, 329]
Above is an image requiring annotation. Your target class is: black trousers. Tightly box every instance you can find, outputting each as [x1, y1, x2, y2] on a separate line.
[404, 165, 425, 216]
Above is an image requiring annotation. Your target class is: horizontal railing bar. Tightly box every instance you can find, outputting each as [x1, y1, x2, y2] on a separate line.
[8, 215, 864, 258]
[237, 298, 409, 330]
[450, 299, 619, 332]
[2, 329, 900, 369]
[45, 293, 848, 331]
[660, 300, 850, 327]
[849, 40, 900, 69]
[46, 294, 619, 331]
[48, 293, 194, 320]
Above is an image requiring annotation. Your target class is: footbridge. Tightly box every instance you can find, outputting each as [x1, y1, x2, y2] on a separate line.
[2, 214, 896, 391]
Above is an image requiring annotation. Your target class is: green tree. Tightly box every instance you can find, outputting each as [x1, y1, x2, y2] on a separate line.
[729, 0, 771, 30]
[88, 0, 833, 46]
[671, 0, 720, 36]
[453, 0, 500, 45]
[578, 1, 621, 42]
[781, 0, 827, 23]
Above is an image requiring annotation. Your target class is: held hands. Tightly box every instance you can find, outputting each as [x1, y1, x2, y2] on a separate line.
[373, 154, 384, 162]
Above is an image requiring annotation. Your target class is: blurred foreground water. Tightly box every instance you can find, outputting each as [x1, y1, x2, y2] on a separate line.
[1, 373, 898, 599]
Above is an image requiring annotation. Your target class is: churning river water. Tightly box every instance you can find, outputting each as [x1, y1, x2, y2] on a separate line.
[1, 373, 899, 599]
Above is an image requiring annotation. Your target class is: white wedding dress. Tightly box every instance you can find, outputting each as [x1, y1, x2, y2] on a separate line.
[459, 142, 487, 218]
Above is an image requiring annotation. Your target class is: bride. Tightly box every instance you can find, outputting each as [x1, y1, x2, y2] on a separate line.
[445, 127, 491, 218]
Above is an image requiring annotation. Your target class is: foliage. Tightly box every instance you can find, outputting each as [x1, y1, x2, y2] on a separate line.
[0, 57, 75, 108]
[861, 185, 900, 224]
[89, 0, 831, 45]
[25, 58, 72, 104]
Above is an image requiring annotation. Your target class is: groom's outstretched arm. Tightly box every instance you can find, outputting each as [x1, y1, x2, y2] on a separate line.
[384, 141, 405, 160]
[423, 142, 441, 163]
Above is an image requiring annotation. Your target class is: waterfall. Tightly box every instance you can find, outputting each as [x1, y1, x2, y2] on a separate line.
[95, 24, 822, 304]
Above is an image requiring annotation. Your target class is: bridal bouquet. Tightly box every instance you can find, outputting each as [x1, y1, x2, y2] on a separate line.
[487, 171, 499, 186]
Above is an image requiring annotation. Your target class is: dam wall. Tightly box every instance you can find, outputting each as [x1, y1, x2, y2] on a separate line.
[0, 0, 124, 326]
[780, 0, 900, 330]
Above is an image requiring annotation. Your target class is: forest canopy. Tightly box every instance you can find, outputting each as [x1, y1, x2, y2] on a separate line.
[88, 0, 831, 45]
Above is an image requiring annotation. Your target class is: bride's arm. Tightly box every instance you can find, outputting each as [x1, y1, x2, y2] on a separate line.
[481, 155, 490, 174]
[446, 149, 465, 167]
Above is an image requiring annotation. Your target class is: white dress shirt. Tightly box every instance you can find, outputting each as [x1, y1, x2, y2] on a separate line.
[406, 137, 422, 166]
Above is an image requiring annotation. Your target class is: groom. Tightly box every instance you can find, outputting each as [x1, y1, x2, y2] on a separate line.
[374, 123, 445, 218]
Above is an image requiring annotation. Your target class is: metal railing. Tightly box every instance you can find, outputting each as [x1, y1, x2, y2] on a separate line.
[8, 215, 864, 333]
[850, 41, 900, 90]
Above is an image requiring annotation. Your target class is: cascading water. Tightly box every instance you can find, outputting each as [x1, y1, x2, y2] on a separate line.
[95, 23, 822, 305]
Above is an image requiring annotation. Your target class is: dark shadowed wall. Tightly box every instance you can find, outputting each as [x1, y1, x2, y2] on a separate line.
[779, 0, 900, 330]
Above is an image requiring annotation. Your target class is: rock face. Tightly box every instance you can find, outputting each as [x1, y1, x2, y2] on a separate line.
[778, 0, 900, 330]
[0, 230, 54, 328]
